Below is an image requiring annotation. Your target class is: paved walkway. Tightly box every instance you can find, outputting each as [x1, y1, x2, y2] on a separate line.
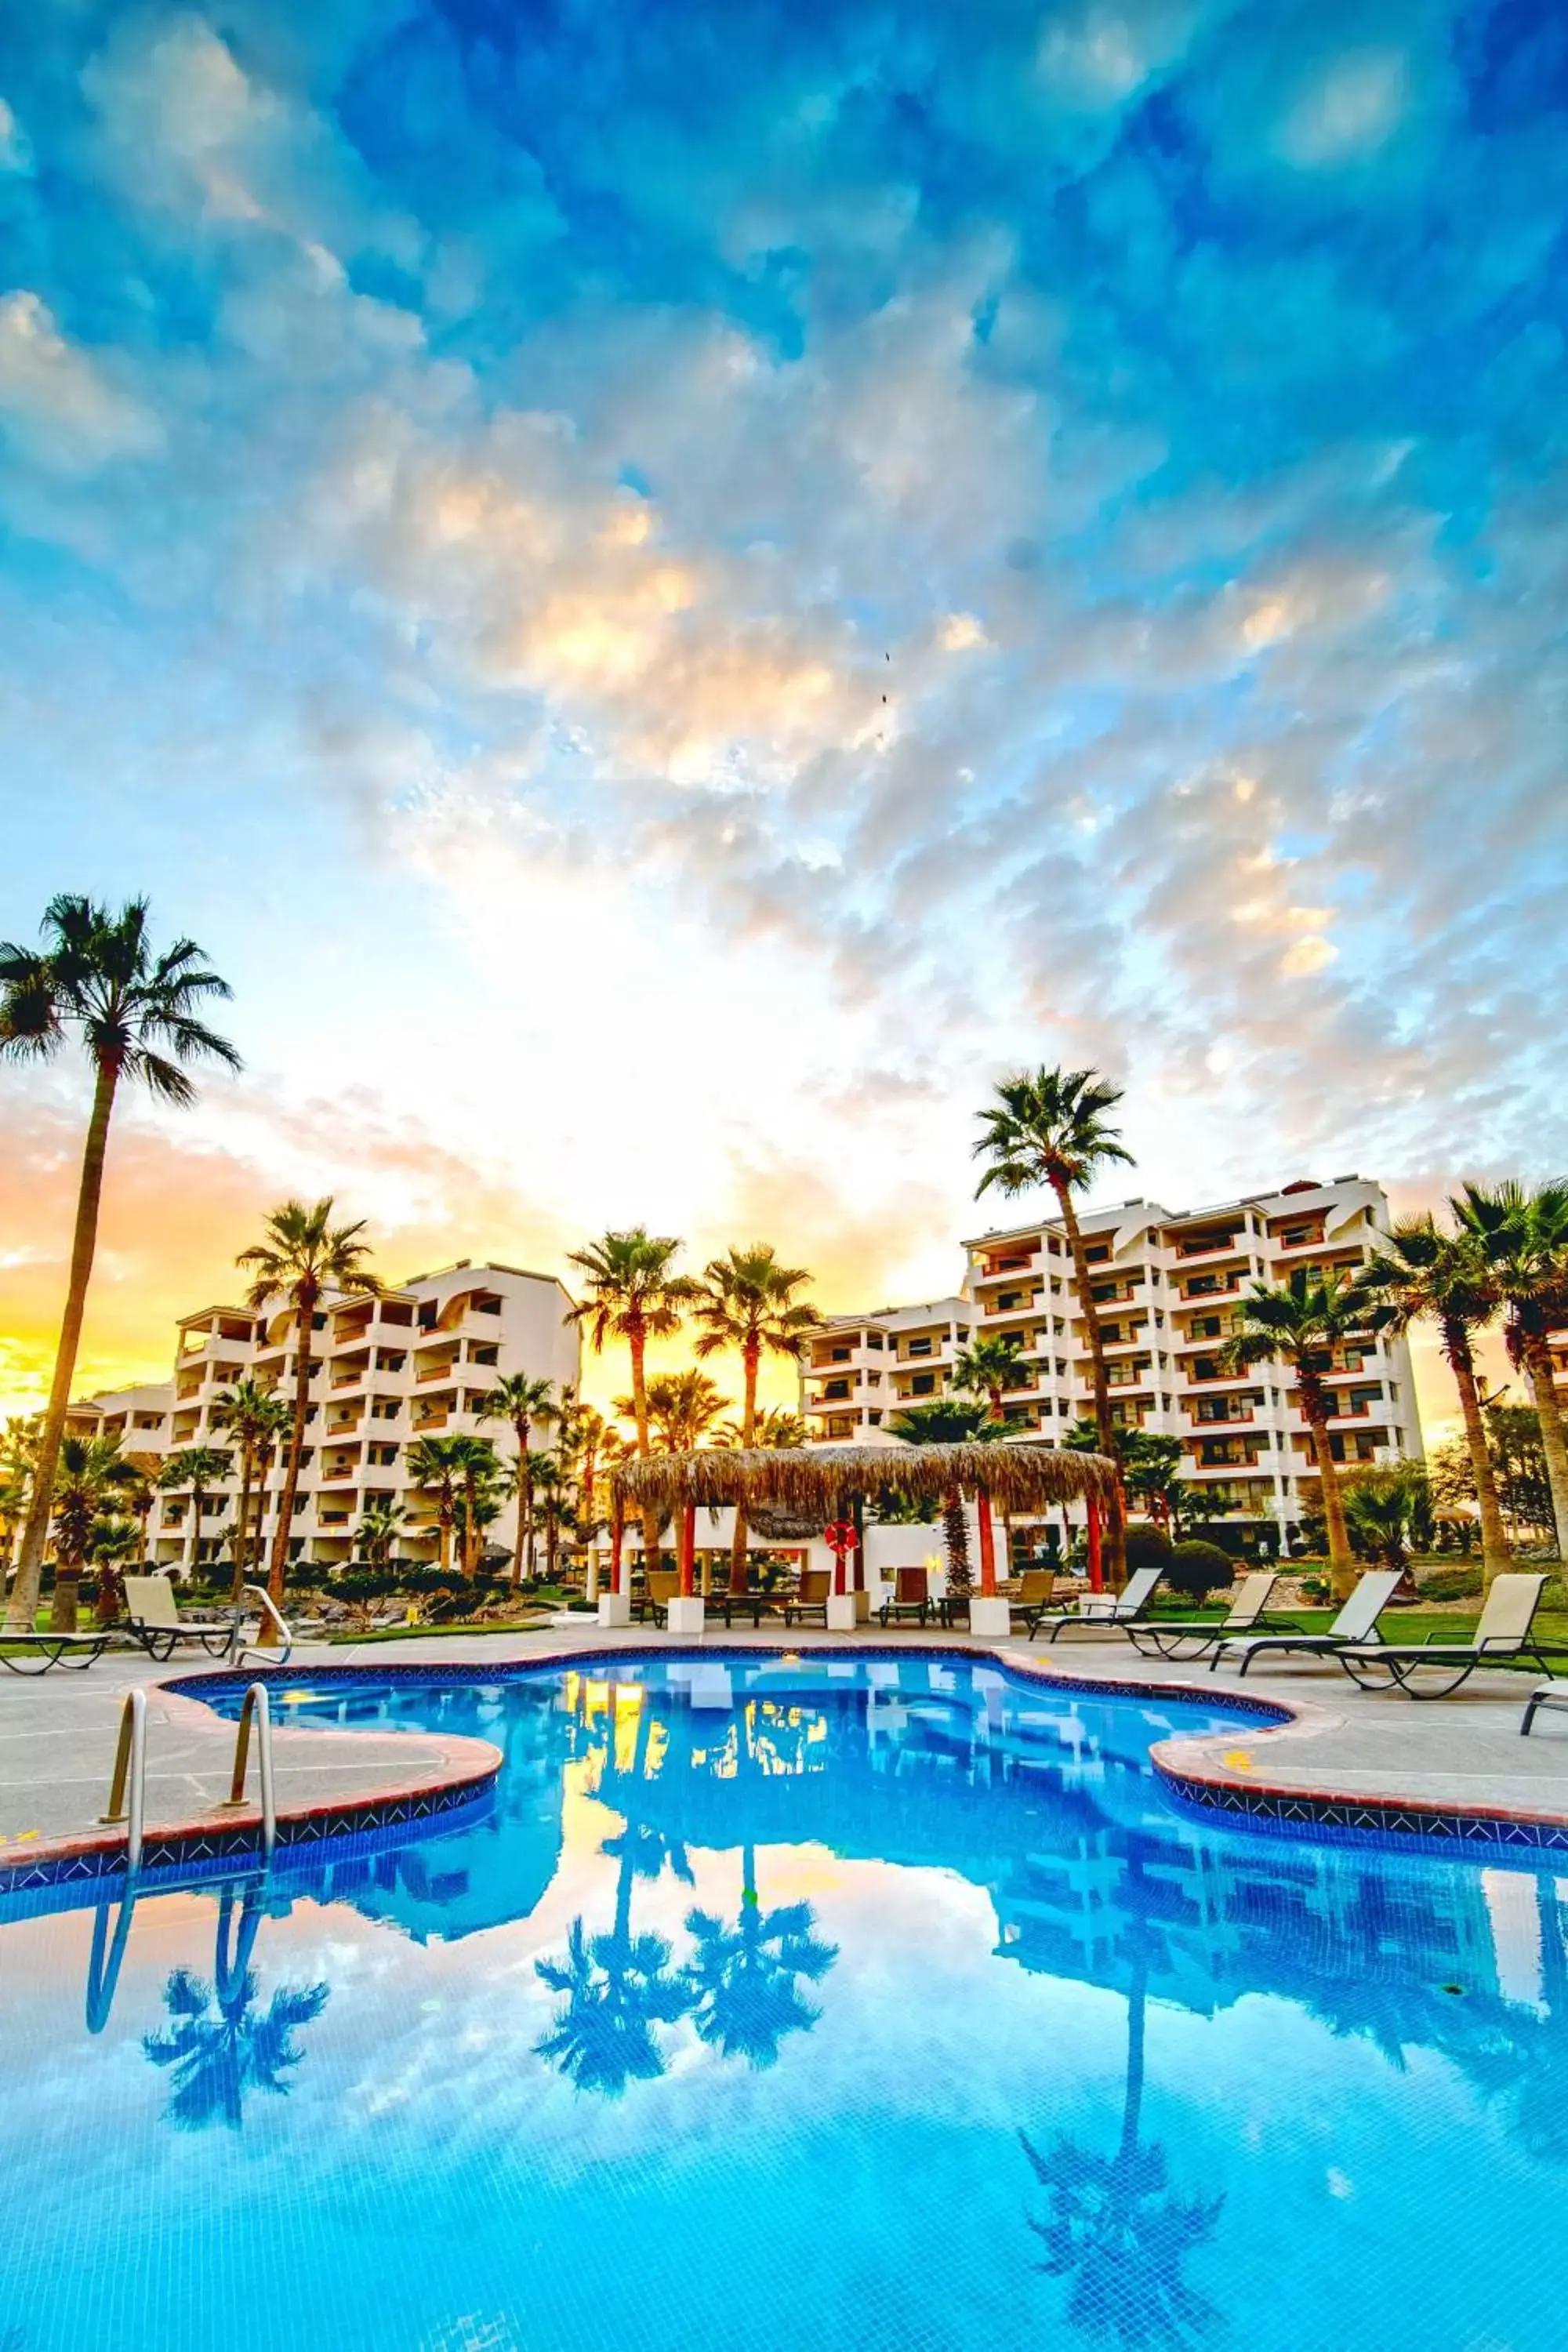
[3, 1623, 1567, 1863]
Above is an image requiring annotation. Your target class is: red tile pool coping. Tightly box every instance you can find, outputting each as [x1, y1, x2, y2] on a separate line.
[4, 1635, 1566, 1895]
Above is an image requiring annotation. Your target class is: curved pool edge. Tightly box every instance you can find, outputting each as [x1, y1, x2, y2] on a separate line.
[6, 1633, 1566, 1894]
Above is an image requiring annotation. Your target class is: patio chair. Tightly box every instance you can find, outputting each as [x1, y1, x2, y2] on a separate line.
[786, 1568, 832, 1627]
[879, 1567, 934, 1628]
[0, 1626, 115, 1675]
[633, 1568, 681, 1628]
[708, 1579, 792, 1630]
[1006, 1568, 1056, 1635]
[122, 1575, 240, 1664]
[1210, 1568, 1403, 1678]
[1125, 1571, 1285, 1662]
[1522, 1679, 1568, 1737]
[1338, 1572, 1565, 1699]
[1028, 1565, 1164, 1644]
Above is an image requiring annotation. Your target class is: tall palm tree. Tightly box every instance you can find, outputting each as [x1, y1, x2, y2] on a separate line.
[684, 1844, 837, 2068]
[567, 1229, 699, 1572]
[45, 1433, 140, 1632]
[0, 1416, 40, 1585]
[530, 1455, 573, 1583]
[451, 1433, 501, 1577]
[157, 1444, 233, 1577]
[973, 1067, 1135, 1585]
[887, 1396, 993, 1598]
[1355, 1214, 1512, 1582]
[691, 1246, 823, 1595]
[632, 1369, 732, 1454]
[405, 1432, 469, 1576]
[0, 896, 239, 1632]
[477, 1372, 561, 1582]
[143, 1964, 328, 2133]
[237, 1200, 380, 1611]
[1453, 1181, 1568, 1559]
[954, 1330, 1030, 1576]
[1220, 1266, 1366, 1598]
[210, 1377, 290, 1602]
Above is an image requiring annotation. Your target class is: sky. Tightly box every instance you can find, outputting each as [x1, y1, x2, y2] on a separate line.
[2, 0, 1566, 1432]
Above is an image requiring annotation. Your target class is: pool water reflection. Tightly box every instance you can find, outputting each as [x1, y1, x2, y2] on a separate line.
[1, 1653, 1564, 2351]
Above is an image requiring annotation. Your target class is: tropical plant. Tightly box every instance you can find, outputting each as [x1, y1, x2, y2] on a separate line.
[953, 1331, 1029, 1421]
[1219, 1266, 1367, 1599]
[1165, 1538, 1235, 1604]
[530, 1455, 574, 1583]
[1355, 1214, 1512, 1582]
[974, 1066, 1134, 1584]
[1432, 1408, 1555, 1550]
[684, 1844, 837, 2068]
[691, 1246, 822, 1594]
[157, 1444, 233, 1577]
[631, 1369, 731, 1455]
[1341, 1463, 1432, 1570]
[0, 1415, 39, 1582]
[1123, 1522, 1175, 1573]
[237, 1200, 380, 1611]
[1120, 1431, 1189, 1534]
[0, 895, 239, 1631]
[568, 1229, 699, 1573]
[143, 1963, 328, 2133]
[354, 1495, 408, 1568]
[209, 1377, 291, 1601]
[405, 1432, 472, 1576]
[887, 1396, 994, 1596]
[560, 1401, 608, 1552]
[46, 1433, 140, 1631]
[1452, 1181, 1568, 1559]
[476, 1372, 561, 1582]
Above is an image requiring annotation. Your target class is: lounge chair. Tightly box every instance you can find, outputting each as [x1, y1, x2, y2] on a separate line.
[633, 1569, 680, 1628]
[0, 1626, 114, 1675]
[786, 1569, 832, 1628]
[1028, 1565, 1164, 1644]
[1338, 1572, 1566, 1699]
[1522, 1679, 1568, 1737]
[708, 1581, 791, 1630]
[1126, 1571, 1286, 1662]
[878, 1567, 934, 1628]
[122, 1575, 241, 1664]
[1210, 1568, 1403, 1678]
[1006, 1568, 1056, 1635]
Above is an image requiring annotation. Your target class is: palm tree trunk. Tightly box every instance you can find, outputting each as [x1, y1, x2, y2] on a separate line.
[730, 1338, 759, 1597]
[1303, 1379, 1354, 1599]
[510, 1416, 529, 1585]
[1519, 1329, 1568, 1560]
[266, 1298, 316, 1625]
[630, 1324, 662, 1573]
[5, 1054, 120, 1632]
[1120, 1962, 1147, 2162]
[1054, 1184, 1127, 1588]
[230, 1446, 254, 1606]
[1443, 1317, 1512, 1583]
[187, 1482, 203, 1579]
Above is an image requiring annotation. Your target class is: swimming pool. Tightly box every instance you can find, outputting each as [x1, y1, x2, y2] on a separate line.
[1, 1651, 1563, 2350]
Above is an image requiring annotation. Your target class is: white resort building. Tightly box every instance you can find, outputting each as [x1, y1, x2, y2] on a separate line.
[801, 1174, 1423, 1541]
[69, 1261, 580, 1572]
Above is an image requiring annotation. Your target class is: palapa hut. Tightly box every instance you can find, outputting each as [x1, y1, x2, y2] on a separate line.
[605, 1441, 1120, 1635]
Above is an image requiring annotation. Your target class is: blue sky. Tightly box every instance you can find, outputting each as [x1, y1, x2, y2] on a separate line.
[2, 0, 1566, 1406]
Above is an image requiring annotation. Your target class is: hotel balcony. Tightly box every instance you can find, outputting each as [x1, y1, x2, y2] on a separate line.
[1168, 1231, 1246, 1262]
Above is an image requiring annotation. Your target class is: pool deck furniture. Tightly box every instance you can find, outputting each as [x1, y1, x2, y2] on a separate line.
[0, 1627, 116, 1675]
[880, 1567, 935, 1628]
[786, 1569, 833, 1628]
[1125, 1572, 1287, 1662]
[633, 1570, 680, 1628]
[706, 1583, 792, 1630]
[1338, 1573, 1567, 1700]
[1005, 1569, 1057, 1635]
[1521, 1679, 1568, 1737]
[1210, 1569, 1403, 1678]
[122, 1576, 240, 1665]
[1027, 1565, 1163, 1644]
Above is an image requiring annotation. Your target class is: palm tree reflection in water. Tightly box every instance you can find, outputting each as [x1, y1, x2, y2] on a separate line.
[686, 1841, 837, 2069]
[143, 1965, 328, 2132]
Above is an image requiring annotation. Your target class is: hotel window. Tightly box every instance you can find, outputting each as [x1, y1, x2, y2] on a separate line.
[910, 1372, 937, 1396]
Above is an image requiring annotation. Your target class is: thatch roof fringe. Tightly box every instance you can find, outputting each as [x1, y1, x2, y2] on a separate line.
[610, 1442, 1117, 1521]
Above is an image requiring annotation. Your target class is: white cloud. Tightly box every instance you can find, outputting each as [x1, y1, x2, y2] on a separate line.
[0, 292, 162, 471]
[1277, 48, 1411, 169]
[0, 95, 32, 174]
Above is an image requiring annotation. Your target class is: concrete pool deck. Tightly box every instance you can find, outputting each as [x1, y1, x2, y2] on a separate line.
[3, 1620, 1568, 1877]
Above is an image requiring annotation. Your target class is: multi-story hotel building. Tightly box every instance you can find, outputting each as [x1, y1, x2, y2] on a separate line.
[70, 1261, 579, 1572]
[802, 1175, 1421, 1534]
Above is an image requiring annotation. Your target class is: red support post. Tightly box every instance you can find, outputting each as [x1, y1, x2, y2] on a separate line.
[978, 1492, 997, 1596]
[1086, 1497, 1104, 1593]
[612, 1512, 625, 1595]
[679, 1502, 696, 1598]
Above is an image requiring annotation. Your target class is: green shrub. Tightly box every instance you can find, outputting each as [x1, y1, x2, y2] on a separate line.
[1167, 1540, 1236, 1603]
[1417, 1565, 1483, 1602]
[1124, 1523, 1174, 1570]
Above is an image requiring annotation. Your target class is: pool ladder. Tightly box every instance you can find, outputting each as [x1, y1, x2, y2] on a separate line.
[102, 1679, 278, 1875]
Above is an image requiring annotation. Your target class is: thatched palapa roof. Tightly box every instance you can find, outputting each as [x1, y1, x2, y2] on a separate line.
[611, 1441, 1118, 1521]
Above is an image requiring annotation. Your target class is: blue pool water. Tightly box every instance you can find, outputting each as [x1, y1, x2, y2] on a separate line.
[2, 1652, 1565, 2351]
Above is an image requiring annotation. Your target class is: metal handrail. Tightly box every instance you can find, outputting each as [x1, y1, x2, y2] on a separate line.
[236, 1581, 293, 1668]
[100, 1686, 147, 1873]
[222, 1682, 277, 1862]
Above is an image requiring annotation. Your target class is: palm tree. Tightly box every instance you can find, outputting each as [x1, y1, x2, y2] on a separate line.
[0, 896, 239, 1632]
[887, 1396, 994, 1598]
[143, 1964, 328, 2132]
[157, 1444, 233, 1577]
[567, 1229, 699, 1572]
[0, 1416, 40, 1587]
[533, 1913, 691, 2099]
[210, 1377, 290, 1602]
[451, 1433, 502, 1577]
[973, 1067, 1135, 1584]
[1119, 1432, 1189, 1536]
[237, 1200, 380, 1612]
[354, 1495, 407, 1568]
[633, 1369, 732, 1454]
[476, 1372, 561, 1582]
[405, 1432, 468, 1576]
[691, 1247, 823, 1595]
[954, 1331, 1031, 1576]
[684, 1844, 837, 2067]
[45, 1433, 140, 1632]
[1355, 1214, 1512, 1582]
[1220, 1265, 1366, 1598]
[1453, 1181, 1568, 1559]
[530, 1456, 574, 1583]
